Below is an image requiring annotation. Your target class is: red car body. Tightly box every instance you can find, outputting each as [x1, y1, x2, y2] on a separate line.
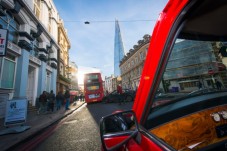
[100, 0, 227, 150]
[133, 0, 189, 122]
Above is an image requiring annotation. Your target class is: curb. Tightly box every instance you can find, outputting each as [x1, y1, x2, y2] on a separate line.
[5, 102, 85, 151]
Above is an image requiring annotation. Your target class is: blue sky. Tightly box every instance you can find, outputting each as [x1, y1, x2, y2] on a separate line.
[54, 0, 168, 82]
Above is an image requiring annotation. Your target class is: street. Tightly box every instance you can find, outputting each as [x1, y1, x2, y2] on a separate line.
[15, 101, 133, 151]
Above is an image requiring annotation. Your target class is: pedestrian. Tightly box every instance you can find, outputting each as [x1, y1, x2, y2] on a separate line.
[105, 90, 109, 96]
[79, 94, 82, 101]
[82, 94, 85, 101]
[117, 84, 123, 105]
[56, 91, 64, 110]
[74, 95, 78, 102]
[48, 90, 55, 112]
[215, 79, 223, 90]
[37, 91, 48, 114]
[198, 81, 202, 90]
[64, 89, 70, 110]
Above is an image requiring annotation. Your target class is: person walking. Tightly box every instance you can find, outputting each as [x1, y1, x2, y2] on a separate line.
[56, 91, 64, 110]
[81, 94, 85, 102]
[48, 90, 55, 112]
[117, 84, 123, 105]
[64, 89, 70, 110]
[79, 94, 82, 101]
[105, 90, 109, 96]
[38, 91, 48, 114]
[198, 81, 202, 90]
[215, 79, 223, 90]
[74, 95, 78, 102]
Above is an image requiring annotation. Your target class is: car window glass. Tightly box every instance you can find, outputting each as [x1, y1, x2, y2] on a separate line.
[150, 3, 227, 109]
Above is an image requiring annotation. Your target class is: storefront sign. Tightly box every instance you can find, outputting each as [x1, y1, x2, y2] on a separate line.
[0, 29, 8, 56]
[4, 98, 28, 126]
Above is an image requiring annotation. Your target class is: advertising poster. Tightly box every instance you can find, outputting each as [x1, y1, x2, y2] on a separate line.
[4, 99, 28, 126]
[0, 28, 8, 56]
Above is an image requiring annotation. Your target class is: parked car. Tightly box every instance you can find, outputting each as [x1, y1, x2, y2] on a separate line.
[100, 0, 227, 151]
[102, 89, 135, 103]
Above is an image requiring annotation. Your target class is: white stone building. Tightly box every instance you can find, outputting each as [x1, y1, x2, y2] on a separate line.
[0, 0, 62, 118]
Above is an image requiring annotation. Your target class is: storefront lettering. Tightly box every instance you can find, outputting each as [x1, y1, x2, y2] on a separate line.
[0, 38, 5, 44]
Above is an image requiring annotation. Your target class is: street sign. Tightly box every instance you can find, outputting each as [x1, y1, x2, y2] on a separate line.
[0, 28, 8, 56]
[208, 70, 214, 75]
[208, 67, 215, 75]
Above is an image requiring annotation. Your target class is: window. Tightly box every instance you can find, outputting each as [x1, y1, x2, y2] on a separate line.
[45, 71, 51, 92]
[34, 0, 41, 19]
[60, 63, 64, 75]
[145, 47, 148, 56]
[48, 11, 52, 33]
[30, 39, 39, 57]
[131, 60, 134, 67]
[0, 11, 19, 44]
[135, 56, 138, 64]
[0, 53, 16, 89]
[140, 51, 144, 60]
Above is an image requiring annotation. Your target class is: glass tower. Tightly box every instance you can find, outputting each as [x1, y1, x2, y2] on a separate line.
[114, 20, 125, 77]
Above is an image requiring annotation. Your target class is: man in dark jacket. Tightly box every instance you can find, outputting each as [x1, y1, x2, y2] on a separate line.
[48, 90, 55, 112]
[64, 89, 70, 110]
[38, 91, 47, 114]
[56, 91, 64, 110]
[117, 84, 123, 105]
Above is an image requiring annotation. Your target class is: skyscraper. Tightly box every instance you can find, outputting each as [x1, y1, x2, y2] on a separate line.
[114, 20, 125, 77]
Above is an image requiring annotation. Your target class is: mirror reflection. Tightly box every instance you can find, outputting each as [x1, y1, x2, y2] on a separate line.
[102, 112, 136, 134]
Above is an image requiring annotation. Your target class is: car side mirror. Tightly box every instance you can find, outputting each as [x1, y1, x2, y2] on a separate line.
[100, 110, 139, 151]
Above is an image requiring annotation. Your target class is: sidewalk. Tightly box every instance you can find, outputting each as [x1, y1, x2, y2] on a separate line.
[0, 100, 85, 151]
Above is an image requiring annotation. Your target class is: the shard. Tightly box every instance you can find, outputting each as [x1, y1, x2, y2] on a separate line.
[114, 20, 125, 77]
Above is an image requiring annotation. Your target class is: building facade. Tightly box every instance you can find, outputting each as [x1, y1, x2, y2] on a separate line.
[0, 0, 61, 118]
[104, 75, 114, 93]
[120, 35, 150, 90]
[68, 61, 78, 90]
[114, 20, 125, 77]
[57, 19, 71, 93]
[162, 40, 227, 92]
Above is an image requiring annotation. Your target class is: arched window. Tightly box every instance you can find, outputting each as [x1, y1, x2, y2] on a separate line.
[0, 11, 19, 44]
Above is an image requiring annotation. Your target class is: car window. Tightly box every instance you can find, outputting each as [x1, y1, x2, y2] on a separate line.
[149, 2, 227, 109]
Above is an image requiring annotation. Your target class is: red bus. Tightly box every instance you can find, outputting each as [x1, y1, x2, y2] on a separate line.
[84, 72, 104, 103]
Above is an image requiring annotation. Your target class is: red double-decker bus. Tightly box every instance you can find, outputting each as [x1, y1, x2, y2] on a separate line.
[84, 72, 104, 103]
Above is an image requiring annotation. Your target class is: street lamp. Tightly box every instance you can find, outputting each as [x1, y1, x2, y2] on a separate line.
[84, 21, 90, 24]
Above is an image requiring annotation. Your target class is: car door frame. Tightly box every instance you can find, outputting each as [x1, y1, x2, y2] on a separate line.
[100, 0, 202, 150]
[132, 0, 198, 125]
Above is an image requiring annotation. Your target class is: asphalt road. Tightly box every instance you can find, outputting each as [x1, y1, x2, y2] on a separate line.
[32, 101, 133, 151]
